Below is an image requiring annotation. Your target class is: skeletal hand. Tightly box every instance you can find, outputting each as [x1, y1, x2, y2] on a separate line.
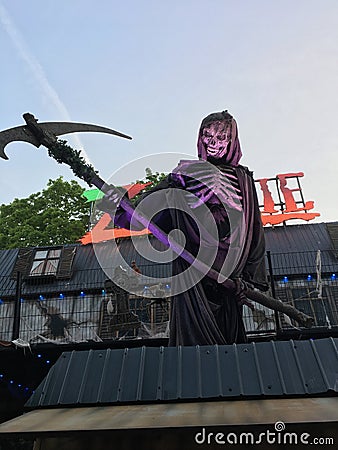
[98, 186, 127, 214]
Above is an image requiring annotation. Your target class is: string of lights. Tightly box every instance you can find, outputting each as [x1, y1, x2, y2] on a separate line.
[0, 351, 52, 398]
[281, 273, 336, 283]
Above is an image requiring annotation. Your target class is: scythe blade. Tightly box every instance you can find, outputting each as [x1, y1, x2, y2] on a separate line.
[0, 117, 132, 160]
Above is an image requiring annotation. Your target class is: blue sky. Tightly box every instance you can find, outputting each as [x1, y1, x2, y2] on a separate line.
[0, 0, 337, 222]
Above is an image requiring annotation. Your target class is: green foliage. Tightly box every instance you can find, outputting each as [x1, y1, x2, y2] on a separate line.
[0, 177, 89, 249]
[48, 140, 98, 186]
[143, 167, 167, 185]
[134, 167, 167, 201]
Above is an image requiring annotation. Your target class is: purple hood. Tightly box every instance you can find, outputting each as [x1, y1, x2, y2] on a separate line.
[197, 110, 243, 166]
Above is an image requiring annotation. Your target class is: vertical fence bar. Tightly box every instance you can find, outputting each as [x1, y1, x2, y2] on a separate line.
[266, 251, 281, 332]
[12, 271, 22, 340]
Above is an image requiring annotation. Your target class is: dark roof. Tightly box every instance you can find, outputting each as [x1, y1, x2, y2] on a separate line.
[264, 222, 338, 276]
[0, 222, 337, 298]
[26, 337, 338, 408]
[264, 222, 335, 253]
[0, 239, 171, 298]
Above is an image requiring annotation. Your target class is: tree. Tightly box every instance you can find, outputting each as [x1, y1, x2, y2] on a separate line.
[0, 177, 89, 249]
[133, 167, 167, 201]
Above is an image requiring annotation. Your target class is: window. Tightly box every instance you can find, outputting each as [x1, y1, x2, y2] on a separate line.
[29, 248, 62, 277]
[11, 246, 77, 281]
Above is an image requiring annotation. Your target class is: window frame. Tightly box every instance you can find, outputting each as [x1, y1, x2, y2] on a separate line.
[29, 247, 62, 278]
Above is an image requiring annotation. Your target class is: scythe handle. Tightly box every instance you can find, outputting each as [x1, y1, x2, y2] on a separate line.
[243, 287, 314, 328]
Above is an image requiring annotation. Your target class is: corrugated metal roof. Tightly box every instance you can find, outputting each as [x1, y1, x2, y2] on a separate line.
[0, 238, 171, 297]
[327, 222, 338, 257]
[264, 222, 338, 276]
[1, 222, 337, 298]
[26, 337, 338, 408]
[264, 222, 335, 253]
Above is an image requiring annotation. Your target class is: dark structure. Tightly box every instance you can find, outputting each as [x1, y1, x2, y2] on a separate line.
[0, 222, 337, 341]
[0, 339, 337, 449]
[0, 223, 337, 346]
[1, 113, 337, 448]
[0, 221, 337, 448]
[102, 278, 141, 336]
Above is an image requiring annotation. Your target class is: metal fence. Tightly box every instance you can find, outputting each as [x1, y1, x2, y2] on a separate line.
[0, 251, 337, 344]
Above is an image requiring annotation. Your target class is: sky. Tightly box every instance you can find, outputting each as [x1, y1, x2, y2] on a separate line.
[0, 0, 337, 223]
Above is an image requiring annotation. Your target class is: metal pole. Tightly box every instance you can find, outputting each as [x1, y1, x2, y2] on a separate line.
[266, 251, 281, 332]
[12, 271, 22, 340]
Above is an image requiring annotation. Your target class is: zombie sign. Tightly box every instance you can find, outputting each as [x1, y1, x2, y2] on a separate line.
[255, 172, 320, 225]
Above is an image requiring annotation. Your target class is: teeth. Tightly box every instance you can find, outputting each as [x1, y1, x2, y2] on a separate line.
[207, 147, 218, 154]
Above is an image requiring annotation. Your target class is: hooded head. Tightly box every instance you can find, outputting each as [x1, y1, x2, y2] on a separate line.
[197, 110, 242, 166]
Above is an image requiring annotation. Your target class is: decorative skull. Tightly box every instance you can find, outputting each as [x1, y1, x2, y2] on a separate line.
[201, 120, 232, 159]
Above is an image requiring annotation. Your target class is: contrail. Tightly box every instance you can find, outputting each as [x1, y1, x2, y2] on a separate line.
[0, 2, 91, 163]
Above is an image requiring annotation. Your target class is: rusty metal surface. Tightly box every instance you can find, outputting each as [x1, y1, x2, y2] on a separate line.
[25, 338, 338, 409]
[1, 398, 338, 435]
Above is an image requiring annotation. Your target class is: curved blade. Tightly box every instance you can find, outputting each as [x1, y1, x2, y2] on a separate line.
[0, 121, 132, 160]
[0, 126, 40, 159]
[39, 122, 132, 141]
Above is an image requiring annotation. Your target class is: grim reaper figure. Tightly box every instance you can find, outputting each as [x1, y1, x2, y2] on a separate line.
[101, 111, 268, 346]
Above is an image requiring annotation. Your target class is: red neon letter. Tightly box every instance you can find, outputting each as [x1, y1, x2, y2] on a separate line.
[277, 172, 314, 212]
[257, 178, 278, 213]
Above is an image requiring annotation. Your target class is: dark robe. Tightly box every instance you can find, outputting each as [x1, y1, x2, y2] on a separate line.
[109, 111, 268, 346]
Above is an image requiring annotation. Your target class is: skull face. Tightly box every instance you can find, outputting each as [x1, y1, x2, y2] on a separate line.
[201, 121, 232, 159]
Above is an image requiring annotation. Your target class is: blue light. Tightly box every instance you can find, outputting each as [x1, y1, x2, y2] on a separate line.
[20, 298, 24, 303]
[25, 387, 29, 391]
[9, 380, 14, 384]
[331, 273, 336, 281]
[101, 289, 106, 295]
[0, 299, 3, 305]
[0, 374, 3, 378]
[80, 291, 85, 297]
[59, 293, 64, 299]
[307, 274, 312, 281]
[18, 384, 22, 388]
[282, 276, 288, 283]
[165, 284, 170, 289]
[39, 295, 45, 301]
[46, 360, 50, 364]
[37, 354, 42, 358]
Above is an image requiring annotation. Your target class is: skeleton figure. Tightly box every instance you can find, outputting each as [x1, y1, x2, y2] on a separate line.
[102, 110, 267, 346]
